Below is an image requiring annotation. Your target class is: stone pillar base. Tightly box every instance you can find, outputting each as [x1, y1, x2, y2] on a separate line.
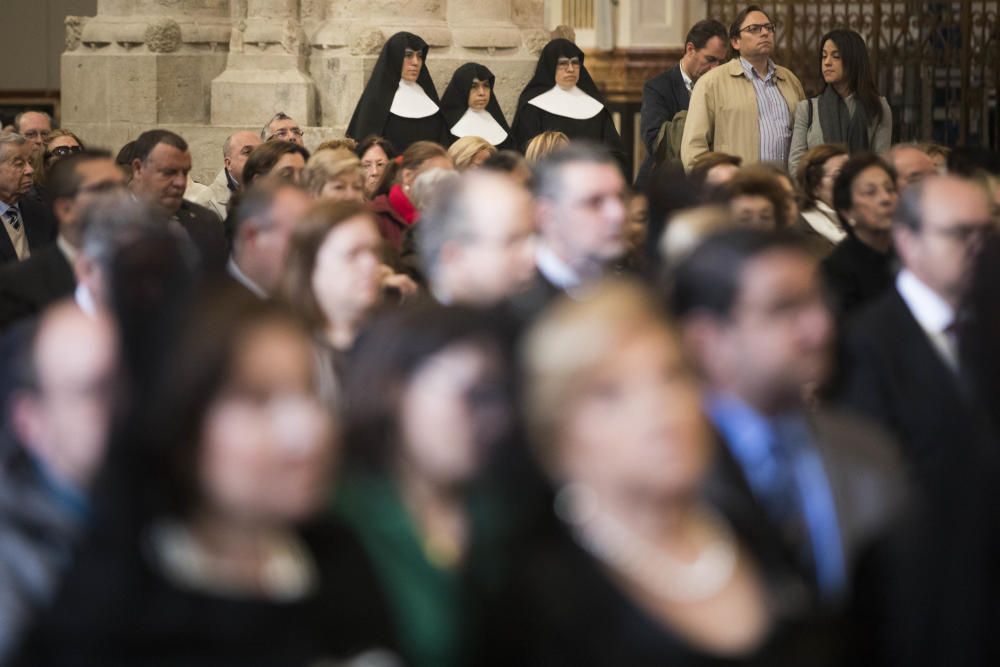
[211, 63, 316, 126]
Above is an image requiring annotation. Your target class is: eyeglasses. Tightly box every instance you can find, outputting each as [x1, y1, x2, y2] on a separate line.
[740, 23, 776, 35]
[556, 57, 581, 71]
[22, 129, 50, 140]
[44, 144, 83, 160]
[925, 221, 996, 244]
[268, 128, 304, 140]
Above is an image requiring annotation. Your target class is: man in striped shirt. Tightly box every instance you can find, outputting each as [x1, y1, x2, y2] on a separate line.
[680, 5, 805, 171]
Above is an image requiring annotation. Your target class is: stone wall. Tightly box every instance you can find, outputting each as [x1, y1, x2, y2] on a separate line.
[62, 0, 546, 184]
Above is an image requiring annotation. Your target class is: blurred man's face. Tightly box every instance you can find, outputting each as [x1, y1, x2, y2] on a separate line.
[12, 305, 117, 488]
[53, 158, 126, 245]
[130, 142, 191, 215]
[892, 147, 937, 191]
[687, 36, 728, 80]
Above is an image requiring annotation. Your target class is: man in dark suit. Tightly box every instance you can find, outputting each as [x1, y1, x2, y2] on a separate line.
[830, 175, 997, 479]
[0, 133, 55, 265]
[0, 150, 125, 331]
[634, 19, 728, 188]
[225, 182, 312, 299]
[669, 229, 909, 609]
[128, 129, 228, 272]
[513, 143, 628, 320]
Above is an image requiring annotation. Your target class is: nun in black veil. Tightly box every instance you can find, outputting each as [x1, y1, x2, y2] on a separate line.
[511, 38, 627, 173]
[440, 63, 516, 151]
[347, 32, 447, 152]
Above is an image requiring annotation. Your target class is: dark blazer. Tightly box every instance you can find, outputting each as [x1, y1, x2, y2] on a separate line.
[635, 64, 690, 188]
[0, 244, 75, 331]
[173, 200, 228, 273]
[706, 408, 909, 602]
[820, 236, 894, 320]
[827, 286, 995, 481]
[0, 191, 57, 265]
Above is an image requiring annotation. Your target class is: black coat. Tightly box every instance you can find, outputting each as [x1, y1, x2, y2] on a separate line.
[173, 200, 228, 273]
[635, 64, 690, 188]
[0, 190, 57, 265]
[820, 235, 894, 320]
[0, 244, 75, 331]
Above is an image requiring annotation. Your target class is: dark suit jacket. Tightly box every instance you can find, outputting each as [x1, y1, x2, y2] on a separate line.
[0, 190, 57, 265]
[828, 286, 995, 482]
[635, 65, 690, 188]
[173, 200, 228, 273]
[0, 244, 75, 331]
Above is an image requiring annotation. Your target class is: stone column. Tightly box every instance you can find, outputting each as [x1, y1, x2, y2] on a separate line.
[62, 0, 230, 147]
[210, 0, 317, 127]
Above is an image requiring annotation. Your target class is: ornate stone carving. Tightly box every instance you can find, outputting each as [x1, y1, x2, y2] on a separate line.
[65, 15, 88, 52]
[350, 27, 386, 56]
[144, 17, 183, 52]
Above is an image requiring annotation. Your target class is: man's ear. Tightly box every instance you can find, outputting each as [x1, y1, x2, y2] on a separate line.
[130, 157, 143, 181]
[685, 41, 696, 58]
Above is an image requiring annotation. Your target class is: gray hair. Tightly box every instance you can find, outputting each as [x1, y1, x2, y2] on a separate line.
[893, 178, 925, 231]
[531, 141, 619, 203]
[261, 112, 293, 139]
[417, 176, 474, 279]
[79, 192, 160, 271]
[409, 167, 459, 213]
[0, 132, 28, 161]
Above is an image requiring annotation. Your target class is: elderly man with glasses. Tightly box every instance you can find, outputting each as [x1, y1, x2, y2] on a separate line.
[680, 4, 805, 172]
[261, 112, 305, 146]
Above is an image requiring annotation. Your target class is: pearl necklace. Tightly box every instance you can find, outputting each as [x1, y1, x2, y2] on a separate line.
[554, 484, 738, 604]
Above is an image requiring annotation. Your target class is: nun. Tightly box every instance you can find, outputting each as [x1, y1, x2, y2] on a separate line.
[511, 39, 627, 173]
[347, 32, 446, 152]
[440, 62, 516, 151]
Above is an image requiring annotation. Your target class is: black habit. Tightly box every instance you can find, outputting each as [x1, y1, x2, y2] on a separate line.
[511, 39, 627, 174]
[440, 63, 515, 150]
[346, 32, 446, 152]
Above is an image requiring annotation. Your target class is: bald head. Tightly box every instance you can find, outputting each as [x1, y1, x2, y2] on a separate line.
[224, 131, 263, 187]
[890, 145, 937, 191]
[12, 302, 117, 488]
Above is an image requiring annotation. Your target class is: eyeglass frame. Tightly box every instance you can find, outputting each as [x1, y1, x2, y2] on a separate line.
[739, 22, 776, 36]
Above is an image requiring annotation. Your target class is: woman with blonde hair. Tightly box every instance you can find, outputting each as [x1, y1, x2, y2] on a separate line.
[524, 130, 569, 165]
[482, 279, 829, 664]
[302, 149, 366, 203]
[447, 136, 496, 171]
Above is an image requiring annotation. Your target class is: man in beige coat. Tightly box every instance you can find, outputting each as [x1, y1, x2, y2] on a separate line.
[189, 130, 261, 220]
[681, 5, 805, 172]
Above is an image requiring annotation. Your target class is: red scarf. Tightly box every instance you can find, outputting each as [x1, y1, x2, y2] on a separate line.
[388, 184, 418, 225]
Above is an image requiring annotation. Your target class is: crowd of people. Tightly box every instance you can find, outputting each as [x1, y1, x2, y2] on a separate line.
[0, 3, 999, 665]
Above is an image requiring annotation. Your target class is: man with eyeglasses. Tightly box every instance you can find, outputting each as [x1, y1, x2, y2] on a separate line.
[832, 175, 998, 484]
[189, 130, 262, 221]
[0, 150, 125, 330]
[635, 19, 728, 187]
[681, 5, 805, 172]
[262, 112, 305, 147]
[14, 112, 52, 157]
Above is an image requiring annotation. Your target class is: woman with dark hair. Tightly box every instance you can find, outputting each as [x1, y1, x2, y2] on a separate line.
[788, 29, 892, 174]
[367, 140, 453, 253]
[440, 63, 515, 150]
[17, 287, 399, 665]
[334, 302, 512, 667]
[795, 144, 850, 251]
[242, 140, 311, 186]
[356, 135, 397, 199]
[346, 32, 446, 152]
[280, 200, 388, 407]
[821, 152, 899, 317]
[511, 39, 626, 172]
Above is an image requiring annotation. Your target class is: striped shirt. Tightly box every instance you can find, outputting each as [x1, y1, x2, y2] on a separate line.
[739, 57, 791, 163]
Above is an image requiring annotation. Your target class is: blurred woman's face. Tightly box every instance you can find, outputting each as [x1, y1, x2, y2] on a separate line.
[557, 324, 712, 503]
[398, 342, 508, 489]
[311, 216, 383, 326]
[319, 172, 365, 203]
[199, 322, 334, 524]
[845, 165, 898, 234]
[361, 145, 389, 198]
[267, 152, 306, 185]
[815, 153, 848, 209]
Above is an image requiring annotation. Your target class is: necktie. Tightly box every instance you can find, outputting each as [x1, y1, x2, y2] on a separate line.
[4, 207, 22, 231]
[3, 207, 29, 260]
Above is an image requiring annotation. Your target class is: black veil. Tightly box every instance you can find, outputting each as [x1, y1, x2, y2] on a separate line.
[514, 39, 605, 115]
[440, 62, 511, 136]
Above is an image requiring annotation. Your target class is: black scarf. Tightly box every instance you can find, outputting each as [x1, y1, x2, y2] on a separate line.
[346, 32, 441, 141]
[440, 63, 511, 136]
[514, 39, 606, 117]
[818, 85, 870, 153]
